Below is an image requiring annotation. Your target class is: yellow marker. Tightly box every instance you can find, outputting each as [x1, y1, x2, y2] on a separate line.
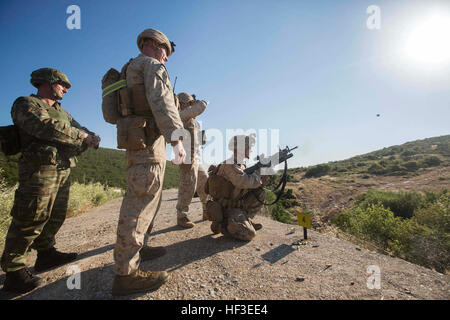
[297, 212, 311, 229]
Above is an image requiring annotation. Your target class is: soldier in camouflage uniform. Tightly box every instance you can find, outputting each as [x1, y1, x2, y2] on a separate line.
[175, 92, 209, 228]
[0, 68, 100, 294]
[205, 135, 267, 241]
[112, 28, 186, 296]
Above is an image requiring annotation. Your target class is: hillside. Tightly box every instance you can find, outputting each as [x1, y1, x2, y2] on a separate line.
[273, 135, 450, 274]
[0, 189, 448, 300]
[0, 147, 180, 190]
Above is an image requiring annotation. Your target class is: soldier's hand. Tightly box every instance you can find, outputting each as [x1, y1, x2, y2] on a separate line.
[85, 133, 100, 149]
[171, 140, 186, 165]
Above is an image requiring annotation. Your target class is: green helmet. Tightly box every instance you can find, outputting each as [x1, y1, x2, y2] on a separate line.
[30, 68, 72, 89]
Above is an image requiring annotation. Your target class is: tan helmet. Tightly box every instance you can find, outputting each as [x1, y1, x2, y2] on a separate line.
[177, 92, 194, 104]
[228, 134, 256, 151]
[137, 28, 175, 56]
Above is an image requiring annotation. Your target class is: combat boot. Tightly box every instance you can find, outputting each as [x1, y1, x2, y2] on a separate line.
[202, 210, 209, 221]
[2, 268, 42, 294]
[112, 269, 170, 296]
[34, 247, 77, 272]
[140, 246, 167, 262]
[210, 221, 221, 234]
[177, 216, 195, 229]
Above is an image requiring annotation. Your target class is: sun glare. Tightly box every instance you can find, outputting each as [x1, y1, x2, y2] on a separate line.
[405, 13, 450, 65]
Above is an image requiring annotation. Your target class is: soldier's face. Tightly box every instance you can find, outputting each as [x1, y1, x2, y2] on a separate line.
[51, 83, 68, 100]
[155, 45, 169, 64]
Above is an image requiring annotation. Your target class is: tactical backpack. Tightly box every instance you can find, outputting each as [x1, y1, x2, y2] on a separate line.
[101, 60, 160, 150]
[101, 68, 125, 124]
[0, 125, 21, 156]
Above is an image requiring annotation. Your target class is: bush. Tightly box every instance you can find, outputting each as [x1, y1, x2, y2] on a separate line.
[332, 189, 450, 273]
[368, 163, 385, 175]
[356, 189, 425, 219]
[403, 161, 419, 171]
[304, 164, 330, 178]
[421, 156, 442, 167]
[266, 191, 292, 224]
[67, 182, 123, 217]
[0, 169, 15, 246]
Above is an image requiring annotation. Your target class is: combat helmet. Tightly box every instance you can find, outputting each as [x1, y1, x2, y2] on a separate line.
[177, 92, 194, 104]
[137, 28, 175, 56]
[30, 68, 72, 89]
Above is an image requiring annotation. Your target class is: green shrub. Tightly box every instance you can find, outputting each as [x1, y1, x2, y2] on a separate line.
[0, 169, 15, 246]
[356, 189, 425, 219]
[421, 156, 442, 167]
[403, 161, 419, 171]
[266, 191, 292, 224]
[332, 189, 450, 273]
[304, 164, 330, 178]
[368, 163, 385, 175]
[67, 182, 123, 217]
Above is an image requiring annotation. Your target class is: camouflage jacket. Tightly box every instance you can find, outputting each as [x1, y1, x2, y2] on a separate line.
[11, 94, 87, 167]
[217, 159, 263, 201]
[179, 101, 206, 163]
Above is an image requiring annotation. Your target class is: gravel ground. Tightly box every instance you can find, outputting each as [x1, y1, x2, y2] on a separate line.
[0, 189, 448, 300]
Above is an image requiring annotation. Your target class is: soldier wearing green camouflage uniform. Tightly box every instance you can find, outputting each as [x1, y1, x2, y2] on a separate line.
[205, 135, 266, 241]
[1, 68, 100, 294]
[175, 92, 209, 228]
[112, 28, 186, 296]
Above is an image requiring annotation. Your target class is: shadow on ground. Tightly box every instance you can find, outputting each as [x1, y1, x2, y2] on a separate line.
[1, 230, 246, 300]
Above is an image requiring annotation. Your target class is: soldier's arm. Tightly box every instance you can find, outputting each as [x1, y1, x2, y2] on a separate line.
[11, 98, 85, 147]
[143, 61, 184, 143]
[219, 164, 263, 189]
[179, 101, 207, 122]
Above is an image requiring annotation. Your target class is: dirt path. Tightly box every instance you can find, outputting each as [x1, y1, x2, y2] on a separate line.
[0, 189, 448, 300]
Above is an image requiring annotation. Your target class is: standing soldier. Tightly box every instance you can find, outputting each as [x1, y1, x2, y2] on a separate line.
[112, 28, 186, 296]
[205, 135, 267, 241]
[1, 68, 100, 293]
[175, 92, 209, 228]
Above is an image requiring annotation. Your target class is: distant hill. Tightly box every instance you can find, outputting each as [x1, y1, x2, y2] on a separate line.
[290, 134, 450, 178]
[0, 147, 180, 190]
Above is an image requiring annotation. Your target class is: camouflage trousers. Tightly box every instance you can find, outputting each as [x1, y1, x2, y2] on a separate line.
[113, 161, 166, 275]
[1, 161, 71, 272]
[224, 208, 257, 241]
[176, 162, 208, 219]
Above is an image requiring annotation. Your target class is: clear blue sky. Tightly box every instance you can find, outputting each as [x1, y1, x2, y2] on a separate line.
[1, 0, 449, 168]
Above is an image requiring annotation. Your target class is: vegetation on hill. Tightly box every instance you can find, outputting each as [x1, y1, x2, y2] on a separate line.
[291, 134, 450, 178]
[0, 167, 123, 246]
[331, 189, 449, 273]
[0, 147, 181, 190]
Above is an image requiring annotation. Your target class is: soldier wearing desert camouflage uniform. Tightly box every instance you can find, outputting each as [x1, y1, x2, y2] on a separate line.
[205, 135, 267, 241]
[112, 28, 186, 296]
[175, 92, 209, 228]
[1, 68, 100, 294]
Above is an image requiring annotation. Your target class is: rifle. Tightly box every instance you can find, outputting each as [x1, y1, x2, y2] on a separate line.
[245, 146, 298, 174]
[245, 145, 298, 205]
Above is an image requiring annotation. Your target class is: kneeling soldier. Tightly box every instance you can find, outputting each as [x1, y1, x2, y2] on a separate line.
[205, 135, 266, 241]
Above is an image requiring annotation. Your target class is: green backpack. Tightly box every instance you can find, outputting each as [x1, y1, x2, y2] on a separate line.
[0, 125, 21, 156]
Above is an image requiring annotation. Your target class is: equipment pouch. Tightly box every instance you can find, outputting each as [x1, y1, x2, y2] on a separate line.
[22, 143, 57, 165]
[206, 200, 223, 222]
[116, 117, 147, 151]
